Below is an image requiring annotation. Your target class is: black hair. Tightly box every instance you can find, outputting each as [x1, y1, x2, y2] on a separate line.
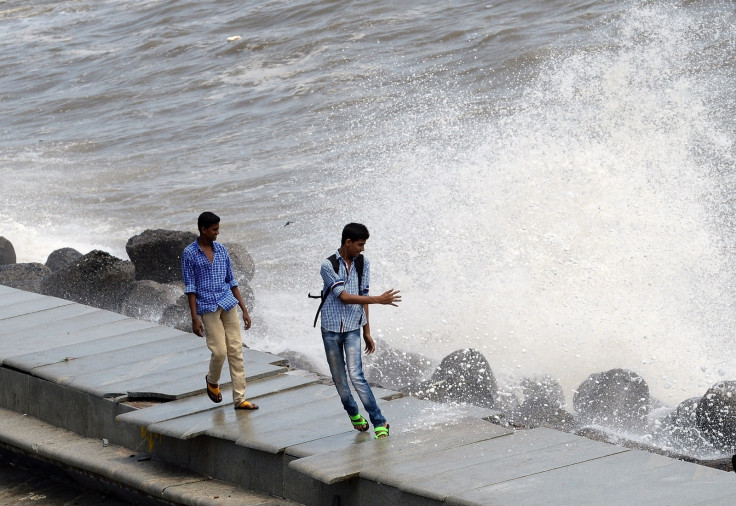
[198, 211, 220, 233]
[341, 223, 370, 245]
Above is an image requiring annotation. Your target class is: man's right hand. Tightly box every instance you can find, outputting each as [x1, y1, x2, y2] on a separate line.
[192, 318, 205, 337]
[376, 289, 401, 306]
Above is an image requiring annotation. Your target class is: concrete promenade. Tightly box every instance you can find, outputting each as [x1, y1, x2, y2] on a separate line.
[1, 284, 736, 505]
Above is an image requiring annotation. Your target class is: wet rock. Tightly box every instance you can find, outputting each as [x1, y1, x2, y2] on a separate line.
[121, 280, 181, 321]
[695, 381, 736, 451]
[280, 350, 322, 373]
[409, 348, 497, 408]
[0, 263, 50, 293]
[521, 375, 566, 410]
[159, 295, 192, 332]
[45, 247, 83, 272]
[40, 250, 135, 312]
[0, 237, 16, 265]
[238, 282, 255, 312]
[573, 368, 651, 431]
[224, 242, 256, 284]
[125, 229, 197, 283]
[651, 397, 712, 454]
[364, 342, 435, 390]
[510, 376, 575, 431]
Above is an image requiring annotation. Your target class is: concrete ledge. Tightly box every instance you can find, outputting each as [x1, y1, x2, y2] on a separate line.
[4, 286, 736, 505]
[0, 407, 296, 506]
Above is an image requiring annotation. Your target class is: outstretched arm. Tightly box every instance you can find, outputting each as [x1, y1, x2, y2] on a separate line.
[338, 289, 401, 306]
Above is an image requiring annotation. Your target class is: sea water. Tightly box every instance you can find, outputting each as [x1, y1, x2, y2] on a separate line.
[1, 0, 734, 406]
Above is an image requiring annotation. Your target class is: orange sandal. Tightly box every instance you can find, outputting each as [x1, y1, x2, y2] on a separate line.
[234, 400, 259, 410]
[206, 376, 222, 403]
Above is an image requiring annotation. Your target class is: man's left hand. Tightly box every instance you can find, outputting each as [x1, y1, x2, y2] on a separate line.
[363, 334, 376, 354]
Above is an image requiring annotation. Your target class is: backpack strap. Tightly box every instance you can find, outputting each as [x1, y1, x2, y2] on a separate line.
[328, 253, 363, 293]
[311, 254, 365, 328]
[354, 254, 364, 295]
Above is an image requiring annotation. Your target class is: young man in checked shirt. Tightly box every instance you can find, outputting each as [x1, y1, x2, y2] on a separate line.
[320, 223, 401, 438]
[182, 212, 258, 410]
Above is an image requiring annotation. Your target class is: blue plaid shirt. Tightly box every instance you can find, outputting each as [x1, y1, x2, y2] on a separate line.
[182, 240, 239, 315]
[320, 250, 370, 332]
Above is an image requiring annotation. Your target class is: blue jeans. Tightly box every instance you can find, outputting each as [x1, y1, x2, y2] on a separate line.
[321, 328, 386, 427]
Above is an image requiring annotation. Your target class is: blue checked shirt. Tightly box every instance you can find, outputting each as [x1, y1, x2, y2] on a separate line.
[182, 240, 239, 315]
[320, 250, 370, 332]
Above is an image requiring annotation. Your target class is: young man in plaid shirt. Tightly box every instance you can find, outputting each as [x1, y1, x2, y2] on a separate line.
[319, 223, 401, 438]
[182, 211, 258, 410]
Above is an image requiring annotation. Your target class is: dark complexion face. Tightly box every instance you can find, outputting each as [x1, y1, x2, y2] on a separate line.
[200, 223, 220, 243]
[344, 238, 366, 258]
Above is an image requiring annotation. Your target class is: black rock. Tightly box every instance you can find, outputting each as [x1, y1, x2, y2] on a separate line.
[159, 295, 192, 332]
[280, 350, 322, 373]
[0, 263, 50, 293]
[409, 348, 498, 408]
[509, 375, 574, 431]
[695, 381, 736, 451]
[238, 282, 255, 312]
[0, 237, 16, 265]
[40, 250, 135, 312]
[120, 280, 181, 321]
[364, 342, 434, 390]
[45, 247, 83, 272]
[573, 368, 651, 431]
[125, 229, 197, 283]
[652, 397, 710, 454]
[223, 242, 256, 284]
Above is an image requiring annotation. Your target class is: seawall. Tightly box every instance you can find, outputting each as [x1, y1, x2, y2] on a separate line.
[2, 284, 736, 505]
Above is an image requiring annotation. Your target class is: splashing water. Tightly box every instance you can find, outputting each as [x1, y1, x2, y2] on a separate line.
[316, 2, 736, 405]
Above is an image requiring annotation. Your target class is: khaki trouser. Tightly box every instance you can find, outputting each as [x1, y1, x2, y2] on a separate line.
[201, 306, 246, 404]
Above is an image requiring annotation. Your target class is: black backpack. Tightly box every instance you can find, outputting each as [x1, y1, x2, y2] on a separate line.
[309, 253, 364, 327]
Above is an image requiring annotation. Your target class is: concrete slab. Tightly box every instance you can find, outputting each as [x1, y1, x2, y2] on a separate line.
[205, 384, 341, 443]
[242, 348, 289, 366]
[361, 426, 575, 488]
[0, 294, 74, 320]
[0, 284, 18, 295]
[0, 306, 126, 340]
[0, 289, 42, 305]
[5, 320, 176, 371]
[117, 371, 323, 427]
[0, 407, 297, 506]
[128, 365, 319, 400]
[285, 427, 381, 460]
[388, 428, 628, 501]
[379, 396, 496, 436]
[148, 383, 337, 440]
[235, 397, 352, 454]
[124, 360, 294, 401]
[445, 449, 736, 506]
[0, 367, 31, 413]
[239, 394, 497, 456]
[97, 360, 286, 400]
[289, 417, 513, 484]
[60, 346, 213, 395]
[0, 301, 97, 337]
[31, 331, 196, 386]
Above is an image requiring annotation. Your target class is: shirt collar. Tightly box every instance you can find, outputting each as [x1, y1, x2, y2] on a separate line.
[196, 240, 223, 254]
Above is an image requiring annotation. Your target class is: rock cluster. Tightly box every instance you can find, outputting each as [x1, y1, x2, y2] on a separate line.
[0, 231, 255, 332]
[365, 339, 735, 465]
